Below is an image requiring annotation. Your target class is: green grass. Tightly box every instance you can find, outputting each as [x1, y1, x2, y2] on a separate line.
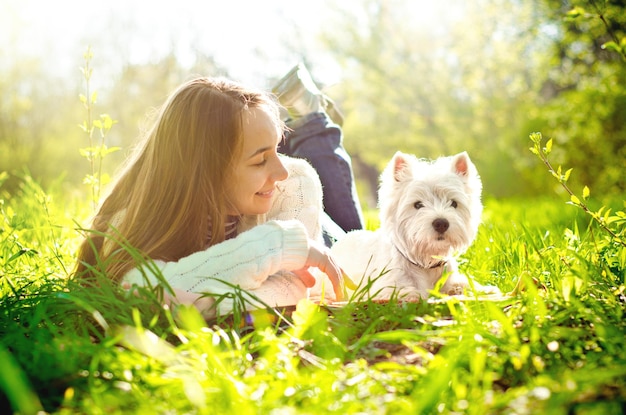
[1, 172, 625, 414]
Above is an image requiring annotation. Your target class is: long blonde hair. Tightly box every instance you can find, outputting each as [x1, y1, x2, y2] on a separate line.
[74, 77, 283, 282]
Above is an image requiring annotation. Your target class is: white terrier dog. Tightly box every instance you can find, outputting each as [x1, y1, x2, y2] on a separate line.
[331, 151, 499, 300]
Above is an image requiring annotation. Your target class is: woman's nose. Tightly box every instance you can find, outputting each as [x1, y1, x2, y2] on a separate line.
[273, 157, 289, 182]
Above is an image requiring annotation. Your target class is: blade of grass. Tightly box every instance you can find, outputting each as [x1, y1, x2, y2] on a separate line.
[0, 345, 43, 414]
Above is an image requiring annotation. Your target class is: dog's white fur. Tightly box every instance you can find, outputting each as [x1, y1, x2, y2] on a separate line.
[331, 151, 499, 300]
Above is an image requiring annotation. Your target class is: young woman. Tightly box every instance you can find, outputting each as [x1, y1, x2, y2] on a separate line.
[74, 64, 363, 318]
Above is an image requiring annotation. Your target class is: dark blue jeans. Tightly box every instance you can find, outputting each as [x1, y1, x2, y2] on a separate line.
[279, 112, 364, 245]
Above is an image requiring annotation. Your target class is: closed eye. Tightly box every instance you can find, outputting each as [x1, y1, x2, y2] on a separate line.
[251, 153, 269, 167]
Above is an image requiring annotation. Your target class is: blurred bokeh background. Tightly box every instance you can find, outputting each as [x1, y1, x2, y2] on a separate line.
[2, 0, 624, 208]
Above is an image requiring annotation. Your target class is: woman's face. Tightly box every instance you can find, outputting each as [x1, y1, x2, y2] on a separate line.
[228, 106, 288, 216]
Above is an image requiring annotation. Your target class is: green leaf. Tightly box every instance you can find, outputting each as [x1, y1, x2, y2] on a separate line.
[529, 132, 542, 144]
[291, 299, 325, 337]
[563, 168, 573, 182]
[582, 186, 590, 200]
[100, 113, 117, 130]
[570, 195, 581, 205]
[565, 6, 585, 19]
[7, 248, 38, 263]
[79, 148, 95, 159]
[83, 174, 99, 186]
[102, 146, 121, 156]
[115, 326, 180, 366]
[175, 304, 207, 332]
[601, 41, 622, 54]
[562, 276, 584, 302]
[100, 173, 113, 186]
[544, 138, 553, 154]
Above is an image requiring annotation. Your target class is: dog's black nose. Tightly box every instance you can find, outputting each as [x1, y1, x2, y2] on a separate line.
[432, 218, 449, 234]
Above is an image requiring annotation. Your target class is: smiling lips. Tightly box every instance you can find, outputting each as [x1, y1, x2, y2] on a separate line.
[256, 188, 275, 198]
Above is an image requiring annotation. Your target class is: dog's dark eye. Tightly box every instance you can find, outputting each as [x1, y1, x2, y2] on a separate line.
[414, 201, 424, 210]
[451, 200, 458, 208]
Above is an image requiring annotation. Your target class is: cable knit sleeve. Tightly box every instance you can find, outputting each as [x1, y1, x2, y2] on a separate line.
[122, 219, 310, 293]
[267, 155, 324, 241]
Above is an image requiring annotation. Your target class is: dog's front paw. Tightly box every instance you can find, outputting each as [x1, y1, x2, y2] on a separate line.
[441, 272, 470, 296]
[444, 280, 502, 296]
[395, 287, 425, 302]
[441, 272, 502, 297]
[445, 284, 467, 296]
[473, 283, 501, 295]
[370, 286, 425, 302]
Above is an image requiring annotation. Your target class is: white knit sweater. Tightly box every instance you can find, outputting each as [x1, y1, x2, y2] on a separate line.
[122, 156, 330, 312]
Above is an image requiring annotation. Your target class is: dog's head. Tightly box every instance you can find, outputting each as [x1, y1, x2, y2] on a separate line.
[378, 151, 483, 267]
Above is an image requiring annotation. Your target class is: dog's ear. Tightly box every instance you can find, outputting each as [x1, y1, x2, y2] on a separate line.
[392, 151, 412, 182]
[452, 152, 474, 178]
[452, 151, 482, 199]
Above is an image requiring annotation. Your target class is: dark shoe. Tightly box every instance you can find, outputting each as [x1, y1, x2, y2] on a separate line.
[273, 62, 343, 126]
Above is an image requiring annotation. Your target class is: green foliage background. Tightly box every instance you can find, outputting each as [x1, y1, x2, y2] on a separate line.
[321, 0, 625, 205]
[1, 0, 625, 206]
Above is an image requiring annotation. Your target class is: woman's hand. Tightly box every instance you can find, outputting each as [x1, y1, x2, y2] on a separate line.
[122, 282, 217, 319]
[156, 287, 216, 320]
[293, 239, 353, 301]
